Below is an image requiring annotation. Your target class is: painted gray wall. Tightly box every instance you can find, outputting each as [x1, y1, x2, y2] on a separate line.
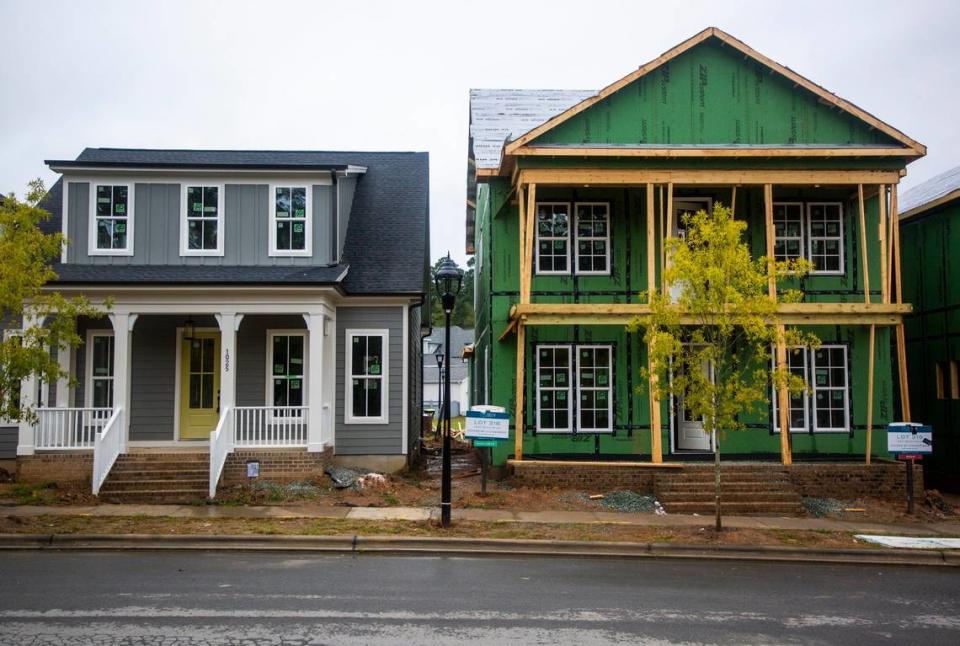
[335, 306, 404, 455]
[407, 305, 422, 456]
[65, 181, 336, 266]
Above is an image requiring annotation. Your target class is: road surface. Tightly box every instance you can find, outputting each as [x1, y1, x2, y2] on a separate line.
[0, 551, 957, 644]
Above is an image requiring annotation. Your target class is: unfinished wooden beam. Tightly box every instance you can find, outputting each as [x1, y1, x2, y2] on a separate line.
[775, 325, 792, 465]
[512, 145, 920, 159]
[866, 324, 876, 465]
[878, 184, 888, 304]
[858, 185, 870, 303]
[514, 322, 526, 460]
[888, 184, 897, 304]
[731, 186, 737, 215]
[664, 183, 674, 286]
[521, 183, 537, 303]
[896, 323, 911, 422]
[517, 168, 902, 187]
[646, 184, 656, 298]
[893, 185, 903, 304]
[517, 184, 526, 303]
[764, 184, 777, 299]
[648, 348, 663, 464]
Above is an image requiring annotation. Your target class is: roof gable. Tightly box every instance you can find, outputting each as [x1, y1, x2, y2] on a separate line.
[507, 28, 923, 156]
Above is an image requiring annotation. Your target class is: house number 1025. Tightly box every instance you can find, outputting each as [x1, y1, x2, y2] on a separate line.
[224, 348, 230, 373]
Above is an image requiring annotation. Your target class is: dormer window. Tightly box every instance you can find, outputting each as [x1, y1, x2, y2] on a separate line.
[270, 185, 311, 256]
[181, 185, 224, 256]
[90, 183, 133, 255]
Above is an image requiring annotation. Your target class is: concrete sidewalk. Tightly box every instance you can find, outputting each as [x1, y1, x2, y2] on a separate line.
[5, 503, 959, 536]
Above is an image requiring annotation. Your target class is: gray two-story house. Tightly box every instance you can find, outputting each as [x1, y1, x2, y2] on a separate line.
[8, 148, 429, 500]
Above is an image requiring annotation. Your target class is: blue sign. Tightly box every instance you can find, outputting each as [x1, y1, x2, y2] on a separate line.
[466, 408, 510, 440]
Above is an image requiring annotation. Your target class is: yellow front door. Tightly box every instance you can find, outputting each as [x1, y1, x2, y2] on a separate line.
[179, 331, 221, 440]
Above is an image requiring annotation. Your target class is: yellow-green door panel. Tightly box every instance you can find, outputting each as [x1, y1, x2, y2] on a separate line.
[179, 332, 220, 440]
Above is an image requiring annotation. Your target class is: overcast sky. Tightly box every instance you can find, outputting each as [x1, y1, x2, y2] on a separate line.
[1, 0, 957, 266]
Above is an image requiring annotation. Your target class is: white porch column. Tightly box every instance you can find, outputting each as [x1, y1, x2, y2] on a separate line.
[108, 312, 137, 452]
[54, 343, 72, 408]
[304, 311, 327, 452]
[214, 313, 243, 415]
[16, 312, 44, 456]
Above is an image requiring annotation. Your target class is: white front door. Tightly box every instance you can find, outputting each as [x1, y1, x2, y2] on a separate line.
[675, 353, 714, 452]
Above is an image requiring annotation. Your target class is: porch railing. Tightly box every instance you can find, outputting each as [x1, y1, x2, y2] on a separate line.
[234, 406, 308, 448]
[208, 405, 233, 499]
[35, 407, 112, 450]
[92, 407, 123, 495]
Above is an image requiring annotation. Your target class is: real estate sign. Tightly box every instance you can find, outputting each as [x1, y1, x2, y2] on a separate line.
[466, 406, 509, 440]
[887, 423, 933, 455]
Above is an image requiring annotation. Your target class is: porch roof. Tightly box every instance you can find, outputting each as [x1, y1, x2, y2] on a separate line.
[49, 263, 349, 286]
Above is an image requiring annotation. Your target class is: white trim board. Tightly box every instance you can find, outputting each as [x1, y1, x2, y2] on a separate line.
[344, 328, 390, 425]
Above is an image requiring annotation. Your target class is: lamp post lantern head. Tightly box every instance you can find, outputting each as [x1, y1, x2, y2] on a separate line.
[434, 253, 463, 314]
[434, 343, 444, 369]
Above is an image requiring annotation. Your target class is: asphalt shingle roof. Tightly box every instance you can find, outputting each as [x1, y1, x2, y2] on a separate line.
[423, 326, 474, 384]
[899, 165, 960, 216]
[39, 149, 429, 295]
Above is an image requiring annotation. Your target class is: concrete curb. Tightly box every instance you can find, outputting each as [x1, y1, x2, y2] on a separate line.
[0, 533, 955, 567]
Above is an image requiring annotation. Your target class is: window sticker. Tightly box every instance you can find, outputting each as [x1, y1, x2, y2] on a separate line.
[293, 222, 304, 233]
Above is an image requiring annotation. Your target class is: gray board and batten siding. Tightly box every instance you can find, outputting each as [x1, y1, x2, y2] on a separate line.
[64, 182, 343, 266]
[335, 306, 405, 455]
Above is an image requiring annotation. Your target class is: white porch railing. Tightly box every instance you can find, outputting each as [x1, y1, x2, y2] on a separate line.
[209, 405, 233, 499]
[92, 407, 123, 495]
[234, 406, 308, 448]
[35, 407, 112, 450]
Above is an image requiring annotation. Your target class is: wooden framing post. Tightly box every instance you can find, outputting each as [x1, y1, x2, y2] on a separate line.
[514, 321, 526, 460]
[857, 185, 870, 302]
[517, 184, 526, 302]
[731, 186, 737, 215]
[520, 184, 536, 304]
[645, 184, 662, 463]
[891, 186, 911, 422]
[866, 324, 875, 464]
[878, 185, 888, 304]
[764, 183, 791, 464]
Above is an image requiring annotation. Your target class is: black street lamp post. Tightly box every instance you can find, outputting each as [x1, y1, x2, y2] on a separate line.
[434, 253, 463, 528]
[433, 344, 444, 440]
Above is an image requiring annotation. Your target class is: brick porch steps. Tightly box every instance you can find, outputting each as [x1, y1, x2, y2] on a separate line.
[655, 467, 805, 516]
[98, 453, 208, 504]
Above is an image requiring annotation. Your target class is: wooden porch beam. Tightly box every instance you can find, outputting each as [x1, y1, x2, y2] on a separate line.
[521, 183, 536, 303]
[517, 184, 526, 304]
[775, 325, 792, 466]
[514, 321, 526, 460]
[512, 145, 921, 159]
[763, 184, 777, 299]
[878, 184, 888, 304]
[858, 185, 870, 303]
[866, 324, 876, 465]
[517, 168, 902, 187]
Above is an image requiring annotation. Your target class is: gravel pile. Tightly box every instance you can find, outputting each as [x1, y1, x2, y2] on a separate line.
[598, 491, 661, 513]
[801, 496, 847, 518]
[252, 480, 320, 500]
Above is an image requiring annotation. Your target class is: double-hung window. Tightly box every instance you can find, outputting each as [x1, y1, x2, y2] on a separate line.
[346, 330, 389, 424]
[86, 331, 115, 409]
[536, 344, 613, 433]
[268, 331, 306, 413]
[574, 203, 610, 274]
[807, 203, 844, 274]
[773, 203, 804, 262]
[535, 203, 570, 273]
[771, 345, 849, 433]
[772, 201, 844, 274]
[91, 184, 133, 255]
[270, 185, 311, 256]
[182, 185, 224, 255]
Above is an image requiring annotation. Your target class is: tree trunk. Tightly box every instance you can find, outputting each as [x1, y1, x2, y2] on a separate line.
[714, 429, 722, 532]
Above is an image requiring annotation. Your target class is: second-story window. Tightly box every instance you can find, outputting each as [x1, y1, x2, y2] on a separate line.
[773, 202, 804, 262]
[182, 185, 224, 255]
[271, 186, 311, 256]
[535, 203, 570, 274]
[91, 184, 132, 254]
[575, 202, 610, 274]
[807, 203, 844, 274]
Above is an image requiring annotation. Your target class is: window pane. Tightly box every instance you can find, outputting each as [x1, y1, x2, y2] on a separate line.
[203, 186, 218, 216]
[276, 221, 291, 250]
[201, 374, 214, 409]
[187, 187, 203, 215]
[92, 336, 113, 376]
[367, 336, 383, 375]
[202, 220, 217, 250]
[273, 378, 287, 407]
[187, 220, 202, 249]
[92, 379, 112, 408]
[112, 220, 127, 249]
[273, 336, 288, 375]
[292, 220, 306, 250]
[292, 188, 307, 219]
[288, 336, 304, 375]
[202, 338, 215, 373]
[366, 379, 382, 417]
[189, 374, 201, 408]
[190, 339, 202, 370]
[351, 336, 366, 376]
[352, 379, 366, 417]
[97, 220, 112, 249]
[96, 186, 112, 216]
[113, 186, 127, 216]
[276, 187, 291, 218]
[288, 377, 303, 406]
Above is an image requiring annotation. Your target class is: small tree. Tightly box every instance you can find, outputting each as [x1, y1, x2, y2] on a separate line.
[0, 180, 104, 422]
[632, 203, 817, 531]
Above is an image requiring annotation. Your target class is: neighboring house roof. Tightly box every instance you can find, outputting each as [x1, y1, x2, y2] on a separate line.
[423, 326, 473, 384]
[469, 89, 595, 170]
[40, 149, 429, 296]
[899, 165, 960, 220]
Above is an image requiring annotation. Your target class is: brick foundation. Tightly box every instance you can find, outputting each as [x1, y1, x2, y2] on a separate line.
[17, 453, 94, 485]
[221, 448, 332, 485]
[509, 460, 923, 502]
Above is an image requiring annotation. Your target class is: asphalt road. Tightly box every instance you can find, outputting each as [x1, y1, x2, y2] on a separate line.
[0, 551, 957, 645]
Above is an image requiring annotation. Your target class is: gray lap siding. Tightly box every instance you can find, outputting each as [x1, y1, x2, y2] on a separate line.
[335, 306, 405, 455]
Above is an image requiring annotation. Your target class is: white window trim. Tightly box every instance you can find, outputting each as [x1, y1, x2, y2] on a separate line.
[573, 202, 611, 276]
[806, 201, 845, 276]
[345, 328, 389, 425]
[575, 344, 614, 433]
[88, 182, 134, 256]
[269, 184, 313, 257]
[534, 202, 572, 276]
[771, 345, 809, 433]
[535, 344, 573, 434]
[772, 201, 805, 263]
[810, 344, 850, 433]
[84, 330, 114, 409]
[265, 329, 308, 421]
[180, 183, 225, 257]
